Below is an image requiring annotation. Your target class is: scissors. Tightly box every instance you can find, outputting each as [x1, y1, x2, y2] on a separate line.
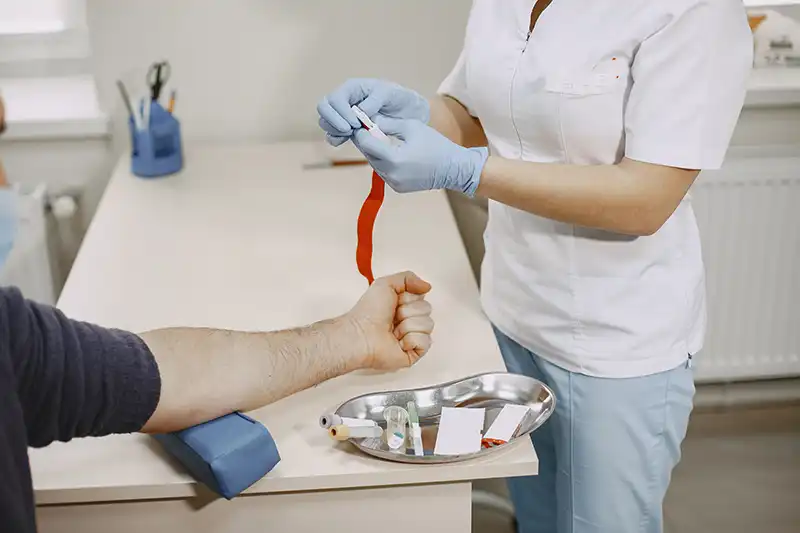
[146, 61, 171, 101]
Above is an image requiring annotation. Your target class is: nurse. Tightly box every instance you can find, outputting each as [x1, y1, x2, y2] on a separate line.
[318, 1, 752, 532]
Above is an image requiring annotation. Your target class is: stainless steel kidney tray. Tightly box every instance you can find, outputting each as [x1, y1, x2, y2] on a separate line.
[332, 372, 556, 464]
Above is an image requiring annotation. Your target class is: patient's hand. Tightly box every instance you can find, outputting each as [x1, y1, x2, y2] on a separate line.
[347, 271, 434, 371]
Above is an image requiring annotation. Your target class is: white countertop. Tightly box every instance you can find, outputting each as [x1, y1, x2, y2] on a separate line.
[29, 142, 537, 505]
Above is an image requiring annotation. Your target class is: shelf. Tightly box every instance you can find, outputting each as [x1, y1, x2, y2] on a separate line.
[744, 0, 799, 8]
[745, 68, 800, 106]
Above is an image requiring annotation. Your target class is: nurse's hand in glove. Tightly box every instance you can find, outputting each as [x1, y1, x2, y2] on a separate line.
[317, 79, 430, 147]
[347, 271, 434, 371]
[352, 116, 489, 197]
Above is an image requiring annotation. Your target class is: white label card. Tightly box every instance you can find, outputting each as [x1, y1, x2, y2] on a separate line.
[433, 407, 485, 456]
[483, 404, 530, 442]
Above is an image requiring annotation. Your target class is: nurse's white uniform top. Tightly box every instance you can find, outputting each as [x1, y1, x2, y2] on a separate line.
[439, 0, 752, 378]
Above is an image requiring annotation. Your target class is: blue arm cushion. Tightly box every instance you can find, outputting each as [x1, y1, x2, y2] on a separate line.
[153, 412, 281, 499]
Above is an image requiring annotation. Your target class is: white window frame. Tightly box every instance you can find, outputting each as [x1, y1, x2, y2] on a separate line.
[0, 0, 90, 64]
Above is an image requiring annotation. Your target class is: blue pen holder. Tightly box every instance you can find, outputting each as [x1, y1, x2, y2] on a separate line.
[129, 101, 183, 178]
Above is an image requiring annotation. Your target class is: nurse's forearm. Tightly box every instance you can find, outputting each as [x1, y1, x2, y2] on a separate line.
[476, 156, 698, 236]
[429, 96, 488, 148]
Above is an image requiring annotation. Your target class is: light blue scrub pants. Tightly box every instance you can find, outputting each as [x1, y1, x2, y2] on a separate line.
[493, 327, 695, 533]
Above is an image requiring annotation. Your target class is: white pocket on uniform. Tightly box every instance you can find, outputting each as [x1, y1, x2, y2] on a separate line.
[545, 58, 629, 96]
[542, 58, 630, 162]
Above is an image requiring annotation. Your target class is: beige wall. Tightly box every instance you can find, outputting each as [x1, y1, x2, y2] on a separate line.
[87, 0, 472, 149]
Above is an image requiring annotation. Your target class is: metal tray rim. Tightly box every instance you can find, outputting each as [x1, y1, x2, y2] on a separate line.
[333, 371, 556, 464]
[333, 371, 556, 412]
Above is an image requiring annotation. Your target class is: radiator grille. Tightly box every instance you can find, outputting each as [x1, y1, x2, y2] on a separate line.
[692, 156, 800, 381]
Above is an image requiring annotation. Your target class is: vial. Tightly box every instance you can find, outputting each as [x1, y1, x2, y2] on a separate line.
[382, 405, 409, 450]
[351, 105, 390, 142]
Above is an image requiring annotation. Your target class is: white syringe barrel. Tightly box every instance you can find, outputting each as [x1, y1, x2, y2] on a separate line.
[328, 424, 384, 440]
[319, 414, 377, 429]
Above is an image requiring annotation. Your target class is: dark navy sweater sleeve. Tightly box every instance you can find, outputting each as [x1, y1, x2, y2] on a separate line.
[0, 287, 161, 447]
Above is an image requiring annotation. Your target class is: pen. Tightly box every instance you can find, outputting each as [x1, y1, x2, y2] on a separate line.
[116, 80, 141, 130]
[116, 81, 134, 119]
[142, 97, 151, 130]
[167, 90, 176, 114]
[302, 160, 370, 171]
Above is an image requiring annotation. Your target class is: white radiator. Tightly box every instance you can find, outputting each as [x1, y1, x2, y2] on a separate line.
[0, 186, 80, 305]
[691, 154, 800, 382]
[0, 185, 55, 305]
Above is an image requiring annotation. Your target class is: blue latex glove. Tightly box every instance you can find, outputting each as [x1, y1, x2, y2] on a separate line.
[0, 188, 18, 269]
[352, 116, 488, 197]
[317, 79, 430, 147]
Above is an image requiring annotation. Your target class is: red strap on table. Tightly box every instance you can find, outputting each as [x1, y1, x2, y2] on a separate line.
[356, 171, 385, 285]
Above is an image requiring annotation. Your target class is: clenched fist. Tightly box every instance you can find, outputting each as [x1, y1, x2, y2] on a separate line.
[347, 271, 434, 371]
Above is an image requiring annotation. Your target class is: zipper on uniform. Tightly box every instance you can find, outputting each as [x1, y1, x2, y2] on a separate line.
[509, 30, 532, 160]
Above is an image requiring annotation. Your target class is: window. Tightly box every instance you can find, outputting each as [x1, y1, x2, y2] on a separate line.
[0, 0, 104, 140]
[0, 0, 69, 34]
[0, 0, 89, 65]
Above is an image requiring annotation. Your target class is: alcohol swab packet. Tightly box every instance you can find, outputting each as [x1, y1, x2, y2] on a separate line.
[483, 404, 530, 443]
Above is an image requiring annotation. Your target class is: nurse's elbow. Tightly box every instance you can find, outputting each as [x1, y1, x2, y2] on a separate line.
[618, 223, 657, 237]
[628, 210, 670, 236]
[637, 224, 660, 237]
